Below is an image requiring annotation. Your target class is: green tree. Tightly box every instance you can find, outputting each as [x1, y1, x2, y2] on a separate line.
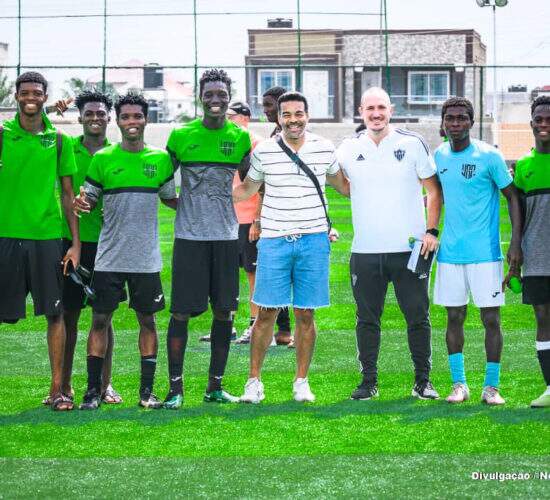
[62, 77, 118, 102]
[0, 69, 15, 106]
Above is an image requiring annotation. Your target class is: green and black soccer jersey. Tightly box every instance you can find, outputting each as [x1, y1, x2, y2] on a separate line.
[0, 112, 76, 239]
[84, 144, 176, 273]
[514, 148, 550, 276]
[62, 135, 108, 243]
[166, 118, 251, 241]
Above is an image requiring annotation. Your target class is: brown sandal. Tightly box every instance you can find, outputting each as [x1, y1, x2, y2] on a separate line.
[51, 393, 74, 411]
[102, 385, 123, 404]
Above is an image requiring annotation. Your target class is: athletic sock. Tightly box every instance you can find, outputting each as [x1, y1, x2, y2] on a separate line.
[87, 355, 104, 392]
[167, 317, 189, 394]
[484, 361, 501, 388]
[249, 317, 256, 327]
[208, 318, 233, 391]
[536, 341, 550, 388]
[448, 352, 466, 385]
[140, 355, 157, 395]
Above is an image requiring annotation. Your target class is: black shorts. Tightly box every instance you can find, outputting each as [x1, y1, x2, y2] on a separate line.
[171, 238, 239, 316]
[522, 276, 550, 305]
[0, 237, 63, 321]
[91, 271, 165, 314]
[238, 224, 258, 273]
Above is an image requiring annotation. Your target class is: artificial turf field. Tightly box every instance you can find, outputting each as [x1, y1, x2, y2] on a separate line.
[0, 189, 548, 499]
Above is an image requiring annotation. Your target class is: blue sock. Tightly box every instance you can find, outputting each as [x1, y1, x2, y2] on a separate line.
[484, 362, 500, 388]
[448, 353, 466, 384]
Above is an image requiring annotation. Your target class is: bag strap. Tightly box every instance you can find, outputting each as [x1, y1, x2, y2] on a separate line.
[276, 136, 331, 233]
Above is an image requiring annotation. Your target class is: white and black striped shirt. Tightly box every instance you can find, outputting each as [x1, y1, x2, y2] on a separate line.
[248, 132, 339, 238]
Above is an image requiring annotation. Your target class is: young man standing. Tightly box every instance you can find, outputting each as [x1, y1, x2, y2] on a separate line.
[0, 71, 80, 411]
[514, 96, 550, 408]
[59, 91, 122, 405]
[235, 91, 349, 403]
[164, 69, 251, 408]
[76, 93, 176, 410]
[434, 97, 522, 405]
[336, 87, 442, 401]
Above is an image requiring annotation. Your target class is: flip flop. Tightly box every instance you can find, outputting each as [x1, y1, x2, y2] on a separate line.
[102, 385, 123, 404]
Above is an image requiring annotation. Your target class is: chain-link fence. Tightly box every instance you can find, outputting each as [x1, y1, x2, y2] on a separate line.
[0, 1, 548, 159]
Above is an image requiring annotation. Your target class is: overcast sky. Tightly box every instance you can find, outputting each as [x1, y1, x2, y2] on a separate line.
[1, 0, 548, 99]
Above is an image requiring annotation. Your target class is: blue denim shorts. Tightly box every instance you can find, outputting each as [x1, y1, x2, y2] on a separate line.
[253, 232, 330, 309]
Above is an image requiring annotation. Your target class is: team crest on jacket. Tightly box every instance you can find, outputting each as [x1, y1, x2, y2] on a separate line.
[41, 135, 56, 148]
[394, 149, 405, 161]
[461, 163, 477, 179]
[219, 140, 235, 157]
[143, 163, 157, 179]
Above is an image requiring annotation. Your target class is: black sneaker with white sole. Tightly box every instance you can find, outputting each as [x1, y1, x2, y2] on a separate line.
[412, 380, 439, 400]
[139, 389, 163, 409]
[350, 380, 379, 400]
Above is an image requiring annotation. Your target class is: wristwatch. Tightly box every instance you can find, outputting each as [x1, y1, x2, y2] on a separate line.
[426, 228, 439, 237]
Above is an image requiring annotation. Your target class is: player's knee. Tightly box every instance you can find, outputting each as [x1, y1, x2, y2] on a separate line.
[46, 314, 63, 326]
[447, 307, 467, 326]
[137, 313, 156, 332]
[212, 309, 232, 322]
[480, 310, 501, 332]
[92, 313, 110, 332]
[172, 312, 190, 322]
[294, 308, 314, 327]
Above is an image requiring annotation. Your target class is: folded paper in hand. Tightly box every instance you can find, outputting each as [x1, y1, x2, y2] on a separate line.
[407, 239, 435, 278]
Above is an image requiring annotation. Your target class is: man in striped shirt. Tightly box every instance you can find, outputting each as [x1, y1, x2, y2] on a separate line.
[234, 91, 349, 403]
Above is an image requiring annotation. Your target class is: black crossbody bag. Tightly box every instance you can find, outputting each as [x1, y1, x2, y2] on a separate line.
[276, 136, 332, 234]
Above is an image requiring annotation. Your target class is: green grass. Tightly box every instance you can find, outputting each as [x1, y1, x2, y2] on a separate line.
[1, 190, 548, 498]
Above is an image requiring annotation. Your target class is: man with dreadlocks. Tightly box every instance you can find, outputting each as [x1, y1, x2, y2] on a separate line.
[163, 69, 252, 408]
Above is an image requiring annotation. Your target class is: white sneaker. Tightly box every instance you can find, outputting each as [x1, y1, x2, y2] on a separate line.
[293, 377, 315, 402]
[240, 377, 265, 404]
[235, 327, 252, 344]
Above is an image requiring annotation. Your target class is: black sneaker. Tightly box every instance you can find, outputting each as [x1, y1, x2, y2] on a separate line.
[350, 380, 379, 400]
[139, 389, 163, 409]
[412, 380, 439, 400]
[79, 388, 101, 410]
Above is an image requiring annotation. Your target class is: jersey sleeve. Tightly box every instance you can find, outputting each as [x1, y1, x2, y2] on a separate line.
[247, 149, 265, 183]
[489, 149, 513, 189]
[58, 133, 77, 177]
[513, 160, 525, 192]
[335, 141, 350, 178]
[326, 143, 339, 176]
[166, 129, 180, 169]
[414, 138, 437, 180]
[158, 154, 177, 199]
[84, 154, 103, 203]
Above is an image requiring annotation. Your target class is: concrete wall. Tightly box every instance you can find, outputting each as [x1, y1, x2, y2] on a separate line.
[252, 32, 337, 56]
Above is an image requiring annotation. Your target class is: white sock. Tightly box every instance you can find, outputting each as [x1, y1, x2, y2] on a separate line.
[536, 340, 550, 351]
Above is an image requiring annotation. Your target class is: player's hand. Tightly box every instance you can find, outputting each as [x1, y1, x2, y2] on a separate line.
[329, 227, 339, 243]
[506, 242, 523, 272]
[46, 97, 73, 116]
[249, 221, 260, 242]
[420, 233, 438, 259]
[62, 244, 80, 276]
[74, 186, 91, 216]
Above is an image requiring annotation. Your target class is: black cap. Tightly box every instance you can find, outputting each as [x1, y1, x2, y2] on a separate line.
[227, 101, 251, 117]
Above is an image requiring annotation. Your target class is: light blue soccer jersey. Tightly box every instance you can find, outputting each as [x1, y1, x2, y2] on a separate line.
[435, 139, 512, 264]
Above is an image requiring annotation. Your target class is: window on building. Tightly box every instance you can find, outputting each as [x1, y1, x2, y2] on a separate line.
[258, 69, 294, 96]
[408, 71, 450, 104]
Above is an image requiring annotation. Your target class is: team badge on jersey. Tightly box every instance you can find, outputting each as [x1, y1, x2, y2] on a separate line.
[461, 163, 477, 179]
[394, 149, 405, 161]
[40, 135, 56, 148]
[219, 140, 235, 157]
[143, 163, 157, 179]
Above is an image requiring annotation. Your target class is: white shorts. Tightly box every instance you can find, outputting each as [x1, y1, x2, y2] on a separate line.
[434, 261, 505, 308]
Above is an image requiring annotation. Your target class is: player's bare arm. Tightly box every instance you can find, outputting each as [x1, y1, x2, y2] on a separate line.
[60, 175, 80, 273]
[326, 169, 350, 197]
[421, 174, 443, 256]
[233, 176, 261, 203]
[161, 197, 178, 210]
[501, 182, 523, 280]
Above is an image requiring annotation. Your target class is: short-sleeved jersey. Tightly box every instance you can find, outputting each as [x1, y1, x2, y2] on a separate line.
[84, 144, 176, 273]
[62, 136, 109, 243]
[0, 112, 76, 240]
[167, 118, 251, 241]
[435, 139, 512, 264]
[514, 148, 550, 276]
[336, 128, 436, 253]
[248, 132, 339, 238]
